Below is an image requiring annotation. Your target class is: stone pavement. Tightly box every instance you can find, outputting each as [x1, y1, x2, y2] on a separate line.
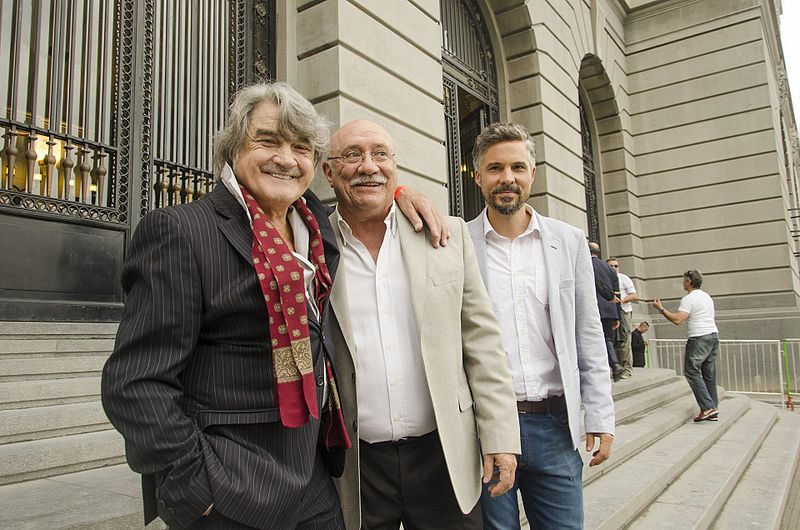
[2, 368, 798, 529]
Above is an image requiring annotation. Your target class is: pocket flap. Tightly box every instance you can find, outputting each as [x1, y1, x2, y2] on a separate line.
[457, 383, 474, 412]
[196, 408, 280, 429]
[432, 269, 461, 286]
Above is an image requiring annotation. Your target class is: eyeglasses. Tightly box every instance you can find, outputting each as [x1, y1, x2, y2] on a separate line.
[328, 149, 394, 165]
[610, 264, 619, 268]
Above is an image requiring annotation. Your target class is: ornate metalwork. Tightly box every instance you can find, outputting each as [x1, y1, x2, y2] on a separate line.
[580, 98, 601, 244]
[140, 0, 154, 218]
[115, 0, 134, 223]
[441, 0, 498, 113]
[1, 0, 277, 224]
[443, 77, 464, 218]
[0, 191, 120, 222]
[441, 0, 497, 220]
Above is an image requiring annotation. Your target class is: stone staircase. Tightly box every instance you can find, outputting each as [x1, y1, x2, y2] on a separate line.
[0, 322, 150, 529]
[0, 322, 798, 529]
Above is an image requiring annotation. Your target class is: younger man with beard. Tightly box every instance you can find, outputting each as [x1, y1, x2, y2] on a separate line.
[465, 123, 615, 529]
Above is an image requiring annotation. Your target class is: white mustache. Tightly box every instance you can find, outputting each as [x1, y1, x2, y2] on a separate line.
[350, 175, 388, 186]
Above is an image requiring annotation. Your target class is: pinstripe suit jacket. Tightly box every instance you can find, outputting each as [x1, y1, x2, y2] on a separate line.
[101, 185, 343, 529]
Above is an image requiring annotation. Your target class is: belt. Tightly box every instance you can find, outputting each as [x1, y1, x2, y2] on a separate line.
[517, 395, 566, 414]
[361, 429, 437, 447]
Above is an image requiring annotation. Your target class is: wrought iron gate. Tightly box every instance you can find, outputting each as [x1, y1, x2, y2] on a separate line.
[441, 0, 498, 221]
[0, 0, 276, 321]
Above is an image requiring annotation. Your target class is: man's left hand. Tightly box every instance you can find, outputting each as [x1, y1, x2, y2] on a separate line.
[395, 187, 448, 247]
[586, 432, 613, 466]
[482, 453, 517, 497]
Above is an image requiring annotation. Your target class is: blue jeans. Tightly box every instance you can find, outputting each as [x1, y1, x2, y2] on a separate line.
[480, 409, 584, 529]
[684, 332, 720, 410]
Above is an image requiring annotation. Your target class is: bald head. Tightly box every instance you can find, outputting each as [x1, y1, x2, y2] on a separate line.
[330, 120, 394, 155]
[324, 119, 398, 223]
[588, 242, 601, 257]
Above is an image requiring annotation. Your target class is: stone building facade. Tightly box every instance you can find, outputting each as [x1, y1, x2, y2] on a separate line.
[286, 0, 800, 339]
[1, 0, 798, 339]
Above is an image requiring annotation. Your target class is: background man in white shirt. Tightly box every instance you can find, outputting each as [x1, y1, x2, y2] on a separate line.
[607, 257, 638, 378]
[323, 120, 520, 530]
[654, 270, 720, 422]
[465, 122, 615, 530]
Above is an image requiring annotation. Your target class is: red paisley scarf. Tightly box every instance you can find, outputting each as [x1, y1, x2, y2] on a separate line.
[241, 186, 350, 449]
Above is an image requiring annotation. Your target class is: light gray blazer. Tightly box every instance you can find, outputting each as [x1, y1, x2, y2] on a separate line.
[331, 211, 521, 530]
[467, 208, 615, 448]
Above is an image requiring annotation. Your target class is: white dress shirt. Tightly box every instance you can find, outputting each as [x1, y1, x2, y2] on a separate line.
[336, 206, 436, 443]
[483, 204, 563, 402]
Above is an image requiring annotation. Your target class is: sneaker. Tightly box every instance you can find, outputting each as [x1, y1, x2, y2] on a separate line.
[693, 408, 718, 422]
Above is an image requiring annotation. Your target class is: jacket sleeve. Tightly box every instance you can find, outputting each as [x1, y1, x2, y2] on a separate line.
[101, 208, 215, 526]
[457, 219, 521, 455]
[573, 235, 616, 435]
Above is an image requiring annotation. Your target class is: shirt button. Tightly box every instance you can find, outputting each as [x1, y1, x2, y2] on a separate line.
[316, 375, 324, 387]
[352, 421, 358, 432]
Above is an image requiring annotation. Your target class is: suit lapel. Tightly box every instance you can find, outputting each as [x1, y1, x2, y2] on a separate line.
[208, 185, 253, 264]
[328, 210, 358, 361]
[397, 213, 426, 336]
[538, 214, 563, 351]
[467, 209, 489, 286]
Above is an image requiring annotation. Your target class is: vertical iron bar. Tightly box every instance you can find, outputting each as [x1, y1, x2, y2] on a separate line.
[26, 0, 42, 128]
[7, 0, 22, 122]
[78, 0, 92, 138]
[50, 0, 66, 132]
[62, 0, 75, 136]
[94, 0, 105, 141]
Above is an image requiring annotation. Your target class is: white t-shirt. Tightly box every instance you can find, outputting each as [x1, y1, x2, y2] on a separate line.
[617, 273, 636, 313]
[678, 289, 718, 337]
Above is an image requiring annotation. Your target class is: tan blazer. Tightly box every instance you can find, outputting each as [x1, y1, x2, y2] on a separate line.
[329, 211, 521, 530]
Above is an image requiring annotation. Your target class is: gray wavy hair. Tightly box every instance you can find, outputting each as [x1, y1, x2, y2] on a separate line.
[212, 82, 330, 175]
[472, 122, 536, 171]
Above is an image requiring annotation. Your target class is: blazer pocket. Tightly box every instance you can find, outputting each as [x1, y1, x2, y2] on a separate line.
[457, 383, 474, 412]
[559, 278, 575, 290]
[431, 267, 461, 286]
[195, 408, 281, 430]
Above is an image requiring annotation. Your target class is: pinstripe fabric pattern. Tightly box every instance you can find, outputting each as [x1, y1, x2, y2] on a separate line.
[101, 185, 343, 529]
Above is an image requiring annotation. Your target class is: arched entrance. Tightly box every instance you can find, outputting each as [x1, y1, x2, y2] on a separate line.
[441, 0, 499, 220]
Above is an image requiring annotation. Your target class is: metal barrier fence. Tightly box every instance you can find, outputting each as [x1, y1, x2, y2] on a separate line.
[648, 339, 800, 410]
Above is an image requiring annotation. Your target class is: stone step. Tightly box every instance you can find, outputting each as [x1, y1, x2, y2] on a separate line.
[583, 392, 699, 484]
[0, 429, 125, 485]
[0, 321, 119, 337]
[712, 411, 800, 529]
[0, 355, 107, 382]
[0, 377, 101, 410]
[628, 400, 777, 529]
[613, 377, 691, 424]
[0, 464, 166, 529]
[0, 401, 111, 444]
[610, 368, 681, 400]
[583, 396, 751, 529]
[0, 337, 115, 356]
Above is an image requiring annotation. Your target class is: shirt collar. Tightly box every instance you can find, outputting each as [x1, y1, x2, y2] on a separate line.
[336, 204, 397, 247]
[220, 162, 307, 224]
[482, 203, 540, 240]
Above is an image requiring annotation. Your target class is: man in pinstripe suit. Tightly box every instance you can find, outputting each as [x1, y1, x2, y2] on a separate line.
[101, 83, 445, 530]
